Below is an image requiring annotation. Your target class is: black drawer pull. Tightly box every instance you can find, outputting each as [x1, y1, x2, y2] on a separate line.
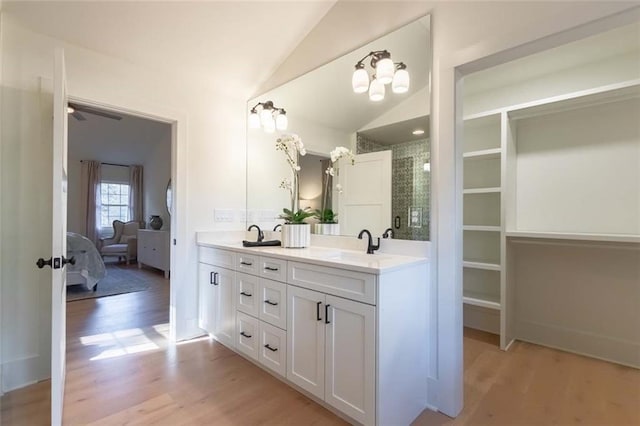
[240, 331, 252, 339]
[325, 304, 331, 324]
[264, 266, 279, 272]
[264, 344, 278, 352]
[240, 261, 253, 266]
[316, 301, 322, 321]
[210, 271, 219, 285]
[264, 300, 278, 306]
[210, 271, 214, 284]
[240, 291, 252, 297]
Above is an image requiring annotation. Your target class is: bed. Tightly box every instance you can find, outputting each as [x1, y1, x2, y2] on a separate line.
[66, 232, 106, 291]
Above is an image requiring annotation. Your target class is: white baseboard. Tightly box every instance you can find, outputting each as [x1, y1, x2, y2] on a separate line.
[2, 354, 47, 393]
[463, 304, 500, 335]
[516, 320, 640, 369]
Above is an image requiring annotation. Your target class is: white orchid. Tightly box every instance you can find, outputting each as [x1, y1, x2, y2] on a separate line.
[276, 134, 306, 216]
[316, 146, 354, 223]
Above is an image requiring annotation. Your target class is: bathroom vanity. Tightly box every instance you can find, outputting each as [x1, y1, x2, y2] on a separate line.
[197, 232, 430, 426]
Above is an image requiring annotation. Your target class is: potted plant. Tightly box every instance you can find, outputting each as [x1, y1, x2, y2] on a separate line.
[313, 146, 354, 235]
[276, 134, 313, 248]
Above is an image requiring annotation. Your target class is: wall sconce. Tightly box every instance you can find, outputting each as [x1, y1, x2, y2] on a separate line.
[248, 100, 287, 133]
[352, 50, 409, 102]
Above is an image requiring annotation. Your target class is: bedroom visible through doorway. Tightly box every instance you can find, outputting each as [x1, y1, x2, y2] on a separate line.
[65, 102, 173, 358]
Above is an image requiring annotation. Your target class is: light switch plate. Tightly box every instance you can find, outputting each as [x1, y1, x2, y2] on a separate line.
[214, 209, 234, 222]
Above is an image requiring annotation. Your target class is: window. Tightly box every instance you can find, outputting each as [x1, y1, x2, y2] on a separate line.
[100, 182, 130, 228]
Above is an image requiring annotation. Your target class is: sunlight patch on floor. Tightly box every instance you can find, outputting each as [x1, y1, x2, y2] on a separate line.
[79, 323, 170, 361]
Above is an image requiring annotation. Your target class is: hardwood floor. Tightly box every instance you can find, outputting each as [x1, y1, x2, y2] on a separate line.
[2, 264, 639, 425]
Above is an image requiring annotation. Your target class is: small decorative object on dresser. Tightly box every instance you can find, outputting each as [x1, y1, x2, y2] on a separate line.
[148, 215, 163, 230]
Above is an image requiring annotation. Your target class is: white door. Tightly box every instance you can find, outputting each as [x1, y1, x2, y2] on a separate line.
[338, 150, 392, 237]
[286, 285, 325, 400]
[51, 48, 69, 426]
[324, 295, 376, 425]
[213, 266, 236, 348]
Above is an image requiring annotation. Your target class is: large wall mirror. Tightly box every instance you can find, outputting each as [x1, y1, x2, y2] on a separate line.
[246, 15, 431, 241]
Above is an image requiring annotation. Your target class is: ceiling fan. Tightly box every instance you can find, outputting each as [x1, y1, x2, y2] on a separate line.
[68, 103, 123, 121]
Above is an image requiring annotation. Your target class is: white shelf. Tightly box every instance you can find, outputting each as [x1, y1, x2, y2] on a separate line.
[463, 261, 501, 271]
[463, 293, 501, 310]
[506, 231, 640, 244]
[463, 187, 501, 194]
[463, 148, 502, 160]
[464, 225, 501, 232]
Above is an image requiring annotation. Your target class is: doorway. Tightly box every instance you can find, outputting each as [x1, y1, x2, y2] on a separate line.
[65, 102, 174, 361]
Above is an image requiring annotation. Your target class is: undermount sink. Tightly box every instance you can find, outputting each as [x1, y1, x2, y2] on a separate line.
[324, 252, 392, 263]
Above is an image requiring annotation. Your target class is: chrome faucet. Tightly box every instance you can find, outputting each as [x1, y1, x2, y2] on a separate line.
[247, 224, 264, 242]
[382, 228, 394, 239]
[358, 229, 380, 254]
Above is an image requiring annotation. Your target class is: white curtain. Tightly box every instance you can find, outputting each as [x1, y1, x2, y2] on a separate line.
[81, 160, 102, 245]
[129, 165, 143, 226]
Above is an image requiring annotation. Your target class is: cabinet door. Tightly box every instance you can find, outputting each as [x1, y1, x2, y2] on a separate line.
[259, 321, 287, 378]
[287, 285, 325, 400]
[213, 266, 236, 348]
[197, 263, 216, 334]
[236, 272, 260, 317]
[325, 295, 376, 425]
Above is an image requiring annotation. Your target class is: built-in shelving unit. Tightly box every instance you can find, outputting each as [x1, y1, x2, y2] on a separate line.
[463, 78, 640, 360]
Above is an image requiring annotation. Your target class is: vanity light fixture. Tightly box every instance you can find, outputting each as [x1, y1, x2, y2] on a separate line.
[248, 100, 288, 132]
[351, 50, 410, 101]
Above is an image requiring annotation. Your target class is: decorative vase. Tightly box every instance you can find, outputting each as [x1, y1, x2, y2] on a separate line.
[281, 223, 311, 248]
[149, 215, 163, 230]
[314, 223, 340, 236]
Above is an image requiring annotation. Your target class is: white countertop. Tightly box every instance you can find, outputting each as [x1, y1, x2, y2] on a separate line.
[196, 234, 429, 274]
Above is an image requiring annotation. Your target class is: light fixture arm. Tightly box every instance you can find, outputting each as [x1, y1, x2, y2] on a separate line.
[354, 50, 391, 69]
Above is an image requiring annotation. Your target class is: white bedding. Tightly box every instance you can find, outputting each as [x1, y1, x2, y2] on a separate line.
[66, 232, 106, 290]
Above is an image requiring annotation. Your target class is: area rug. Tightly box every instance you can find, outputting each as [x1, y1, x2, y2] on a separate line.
[66, 263, 156, 302]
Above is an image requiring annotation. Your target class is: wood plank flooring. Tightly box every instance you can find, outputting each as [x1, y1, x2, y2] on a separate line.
[2, 263, 639, 425]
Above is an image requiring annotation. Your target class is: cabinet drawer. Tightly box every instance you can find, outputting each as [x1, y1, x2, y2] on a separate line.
[259, 322, 287, 378]
[236, 273, 260, 318]
[236, 312, 259, 361]
[259, 279, 287, 330]
[288, 261, 377, 305]
[237, 253, 260, 275]
[199, 247, 235, 268]
[259, 256, 287, 282]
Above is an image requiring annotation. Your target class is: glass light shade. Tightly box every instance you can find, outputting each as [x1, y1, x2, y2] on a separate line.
[376, 57, 394, 85]
[352, 68, 370, 93]
[275, 113, 288, 130]
[260, 107, 273, 125]
[263, 116, 276, 133]
[368, 78, 385, 102]
[248, 111, 261, 129]
[392, 69, 410, 93]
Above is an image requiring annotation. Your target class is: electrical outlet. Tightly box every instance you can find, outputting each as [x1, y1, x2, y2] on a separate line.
[214, 209, 234, 222]
[236, 209, 247, 223]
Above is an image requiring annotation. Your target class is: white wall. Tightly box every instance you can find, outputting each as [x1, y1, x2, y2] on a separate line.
[256, 1, 639, 416]
[0, 14, 246, 391]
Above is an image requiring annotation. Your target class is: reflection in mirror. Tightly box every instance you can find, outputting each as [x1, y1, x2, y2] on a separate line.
[247, 15, 431, 240]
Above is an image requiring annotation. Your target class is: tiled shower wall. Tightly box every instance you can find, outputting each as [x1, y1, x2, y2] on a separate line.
[357, 134, 430, 241]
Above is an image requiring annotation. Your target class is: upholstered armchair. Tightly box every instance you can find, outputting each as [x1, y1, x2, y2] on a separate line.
[99, 220, 141, 264]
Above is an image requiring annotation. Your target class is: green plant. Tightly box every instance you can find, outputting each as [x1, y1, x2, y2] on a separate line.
[279, 208, 314, 224]
[313, 208, 337, 224]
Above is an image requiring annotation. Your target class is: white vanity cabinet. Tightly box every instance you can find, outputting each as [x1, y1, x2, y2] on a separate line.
[287, 284, 375, 425]
[198, 248, 236, 348]
[197, 241, 430, 426]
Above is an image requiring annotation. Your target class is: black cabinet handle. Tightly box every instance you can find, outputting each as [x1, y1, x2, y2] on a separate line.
[316, 301, 322, 321]
[264, 266, 279, 272]
[209, 271, 215, 285]
[240, 261, 253, 266]
[240, 291, 252, 297]
[240, 331, 252, 339]
[264, 344, 278, 352]
[325, 304, 331, 324]
[264, 300, 278, 306]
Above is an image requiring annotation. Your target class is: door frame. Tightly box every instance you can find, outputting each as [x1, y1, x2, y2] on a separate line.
[67, 94, 187, 342]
